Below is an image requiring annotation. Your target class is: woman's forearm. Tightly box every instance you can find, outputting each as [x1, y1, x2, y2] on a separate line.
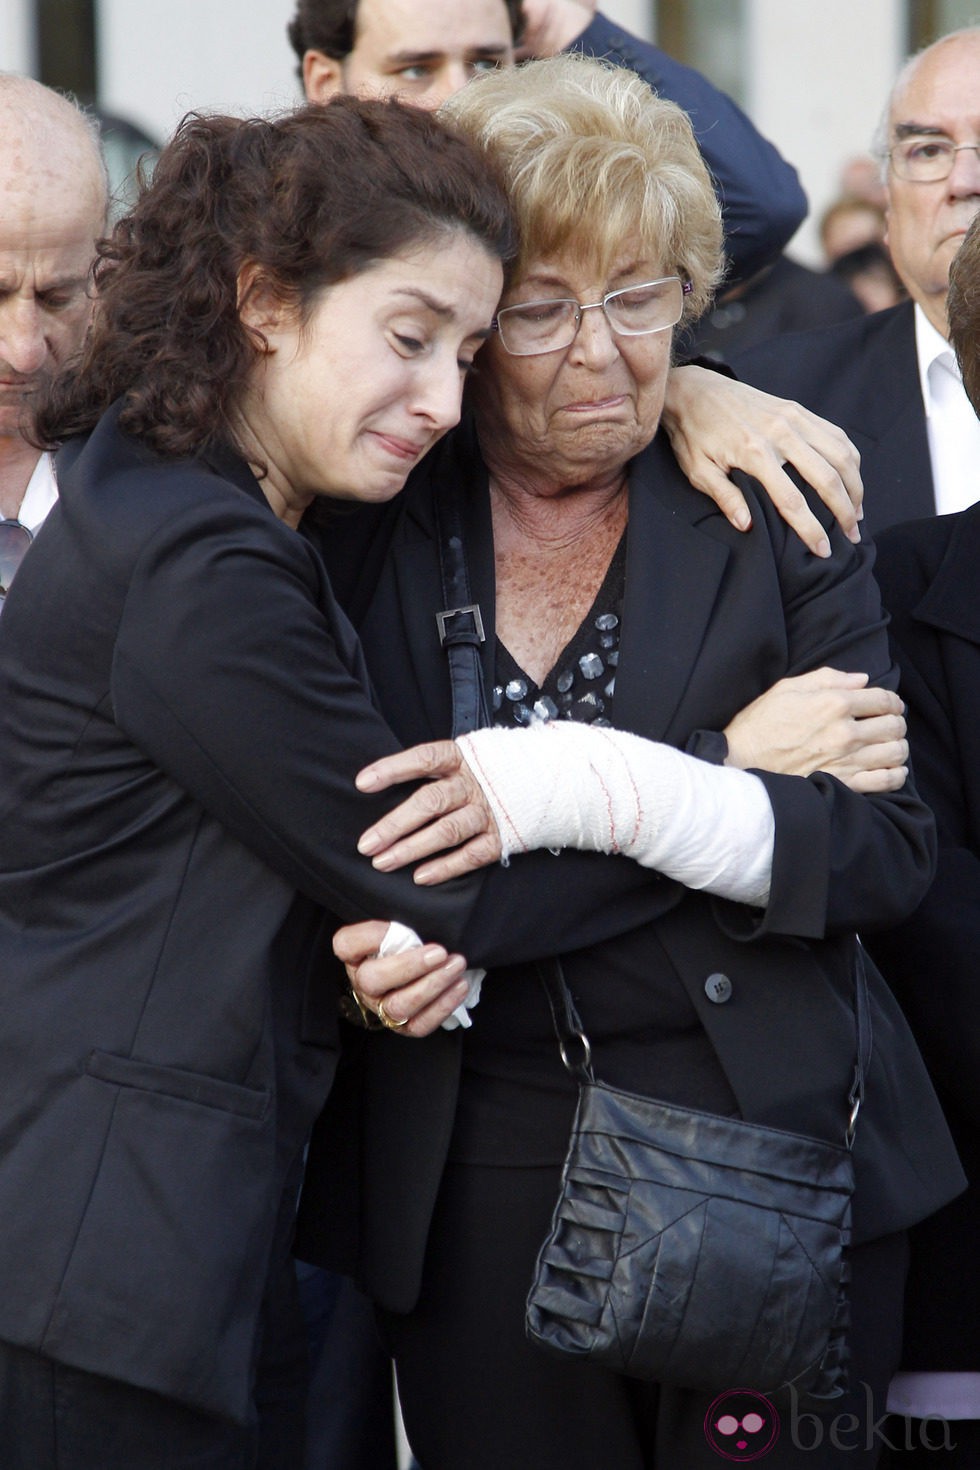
[456, 721, 774, 907]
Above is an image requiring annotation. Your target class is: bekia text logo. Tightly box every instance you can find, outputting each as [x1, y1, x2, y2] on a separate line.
[705, 1389, 780, 1461]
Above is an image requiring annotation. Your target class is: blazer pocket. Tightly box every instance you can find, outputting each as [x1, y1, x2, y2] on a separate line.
[86, 1049, 269, 1121]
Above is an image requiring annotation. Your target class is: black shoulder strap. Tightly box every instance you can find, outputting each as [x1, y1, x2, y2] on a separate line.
[433, 479, 490, 737]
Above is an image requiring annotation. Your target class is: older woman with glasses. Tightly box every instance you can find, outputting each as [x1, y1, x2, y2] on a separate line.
[294, 55, 963, 1470]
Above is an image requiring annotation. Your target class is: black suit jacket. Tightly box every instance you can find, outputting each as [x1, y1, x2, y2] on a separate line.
[732, 300, 935, 536]
[0, 408, 708, 1421]
[296, 418, 963, 1313]
[865, 506, 980, 1369]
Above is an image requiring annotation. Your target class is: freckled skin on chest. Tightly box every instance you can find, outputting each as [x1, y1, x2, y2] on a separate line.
[493, 502, 626, 686]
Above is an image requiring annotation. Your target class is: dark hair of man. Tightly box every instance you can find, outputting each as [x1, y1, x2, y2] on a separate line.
[948, 213, 980, 418]
[35, 98, 516, 460]
[286, 0, 525, 73]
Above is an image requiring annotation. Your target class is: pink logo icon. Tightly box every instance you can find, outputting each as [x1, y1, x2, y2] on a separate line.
[704, 1389, 780, 1461]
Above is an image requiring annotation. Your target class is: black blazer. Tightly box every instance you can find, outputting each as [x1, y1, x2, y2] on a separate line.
[865, 506, 980, 1369]
[296, 418, 963, 1313]
[732, 300, 935, 536]
[0, 409, 707, 1422]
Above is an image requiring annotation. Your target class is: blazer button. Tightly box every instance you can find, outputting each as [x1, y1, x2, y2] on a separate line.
[704, 972, 733, 1004]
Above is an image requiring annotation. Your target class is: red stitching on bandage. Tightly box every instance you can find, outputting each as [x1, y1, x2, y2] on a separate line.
[458, 735, 530, 854]
[593, 728, 643, 849]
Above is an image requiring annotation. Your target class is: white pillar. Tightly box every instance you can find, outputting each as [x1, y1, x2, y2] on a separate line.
[603, 0, 655, 42]
[744, 0, 905, 263]
[0, 0, 33, 75]
[96, 0, 300, 144]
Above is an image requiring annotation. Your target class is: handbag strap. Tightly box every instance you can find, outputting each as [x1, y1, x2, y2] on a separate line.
[433, 479, 490, 737]
[540, 946, 873, 1150]
[848, 943, 873, 1147]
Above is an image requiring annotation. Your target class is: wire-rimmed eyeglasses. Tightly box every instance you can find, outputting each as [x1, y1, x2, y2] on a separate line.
[492, 276, 692, 357]
[0, 519, 34, 601]
[888, 136, 980, 182]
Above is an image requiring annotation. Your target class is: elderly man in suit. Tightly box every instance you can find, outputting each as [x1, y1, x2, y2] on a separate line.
[0, 76, 106, 603]
[861, 212, 980, 1464]
[733, 28, 980, 537]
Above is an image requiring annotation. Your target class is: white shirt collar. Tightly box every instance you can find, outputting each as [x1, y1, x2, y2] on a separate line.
[17, 452, 58, 535]
[913, 302, 980, 516]
[914, 302, 956, 417]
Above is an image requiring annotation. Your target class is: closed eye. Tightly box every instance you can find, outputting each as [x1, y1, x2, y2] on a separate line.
[510, 301, 570, 326]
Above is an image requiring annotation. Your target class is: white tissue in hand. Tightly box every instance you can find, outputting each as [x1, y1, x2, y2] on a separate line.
[379, 920, 484, 1030]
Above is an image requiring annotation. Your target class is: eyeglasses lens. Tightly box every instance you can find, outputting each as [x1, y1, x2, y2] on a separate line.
[605, 279, 684, 334]
[893, 138, 980, 181]
[497, 278, 683, 356]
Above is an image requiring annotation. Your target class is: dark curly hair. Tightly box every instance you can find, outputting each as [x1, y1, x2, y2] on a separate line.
[286, 0, 525, 74]
[34, 98, 516, 459]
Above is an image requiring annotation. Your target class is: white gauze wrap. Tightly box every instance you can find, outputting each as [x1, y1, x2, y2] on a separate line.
[456, 721, 774, 907]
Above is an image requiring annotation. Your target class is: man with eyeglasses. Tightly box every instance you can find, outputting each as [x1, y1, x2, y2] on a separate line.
[0, 75, 107, 607]
[287, 0, 807, 288]
[731, 28, 980, 535]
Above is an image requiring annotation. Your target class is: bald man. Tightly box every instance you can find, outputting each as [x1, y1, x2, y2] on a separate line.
[0, 75, 107, 601]
[733, 29, 980, 536]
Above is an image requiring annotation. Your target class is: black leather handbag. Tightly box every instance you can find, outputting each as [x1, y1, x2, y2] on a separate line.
[525, 957, 870, 1399]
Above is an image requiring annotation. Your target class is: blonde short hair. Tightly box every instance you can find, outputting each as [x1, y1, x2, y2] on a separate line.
[442, 52, 723, 325]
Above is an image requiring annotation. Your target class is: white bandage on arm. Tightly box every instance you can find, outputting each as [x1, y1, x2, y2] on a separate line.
[456, 721, 774, 907]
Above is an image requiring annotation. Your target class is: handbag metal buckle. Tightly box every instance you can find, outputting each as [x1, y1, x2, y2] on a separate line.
[846, 1068, 864, 1149]
[559, 1032, 593, 1084]
[436, 603, 485, 647]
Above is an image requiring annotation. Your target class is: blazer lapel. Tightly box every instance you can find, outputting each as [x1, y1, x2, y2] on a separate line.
[387, 426, 730, 747]
[614, 434, 731, 741]
[912, 506, 980, 645]
[849, 304, 935, 530]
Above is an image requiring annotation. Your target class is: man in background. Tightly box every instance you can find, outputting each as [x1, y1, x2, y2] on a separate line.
[287, 0, 807, 288]
[0, 75, 106, 601]
[733, 28, 980, 535]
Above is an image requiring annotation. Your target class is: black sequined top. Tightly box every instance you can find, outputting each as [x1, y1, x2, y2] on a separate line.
[491, 535, 626, 732]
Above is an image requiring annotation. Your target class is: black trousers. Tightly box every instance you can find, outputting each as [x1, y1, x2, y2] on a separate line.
[0, 1340, 256, 1470]
[880, 1416, 980, 1466]
[382, 1160, 909, 1470]
[0, 1185, 309, 1470]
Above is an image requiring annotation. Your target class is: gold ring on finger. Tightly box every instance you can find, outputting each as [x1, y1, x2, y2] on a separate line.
[377, 999, 409, 1031]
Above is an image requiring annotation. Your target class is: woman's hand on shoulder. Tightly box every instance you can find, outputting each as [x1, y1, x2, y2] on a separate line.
[723, 668, 909, 793]
[356, 740, 502, 883]
[661, 365, 863, 557]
